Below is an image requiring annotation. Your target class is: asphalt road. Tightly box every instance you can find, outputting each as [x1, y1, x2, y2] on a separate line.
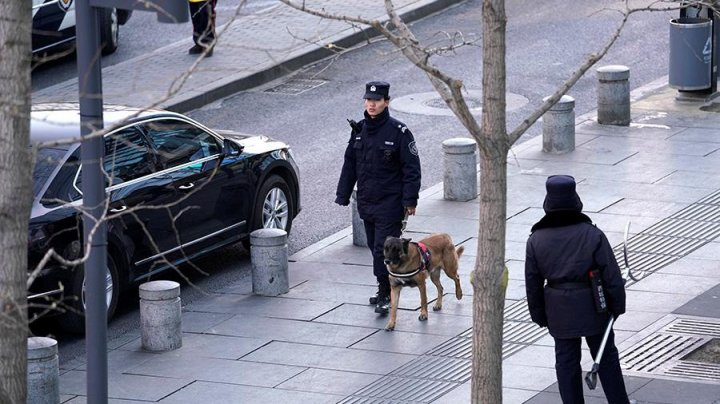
[48, 0, 676, 364]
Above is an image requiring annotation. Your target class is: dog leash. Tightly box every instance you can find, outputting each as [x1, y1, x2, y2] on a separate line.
[400, 209, 409, 234]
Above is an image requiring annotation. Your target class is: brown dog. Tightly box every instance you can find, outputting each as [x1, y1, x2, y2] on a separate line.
[382, 233, 464, 331]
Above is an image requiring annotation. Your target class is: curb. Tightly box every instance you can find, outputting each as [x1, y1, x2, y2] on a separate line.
[166, 0, 466, 112]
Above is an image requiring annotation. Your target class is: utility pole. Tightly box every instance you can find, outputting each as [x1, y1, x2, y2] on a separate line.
[72, 1, 187, 402]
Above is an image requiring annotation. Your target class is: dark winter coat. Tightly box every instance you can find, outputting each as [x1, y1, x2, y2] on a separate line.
[525, 211, 626, 339]
[335, 108, 421, 222]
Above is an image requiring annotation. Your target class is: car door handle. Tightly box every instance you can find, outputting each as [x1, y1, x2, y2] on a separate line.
[179, 182, 195, 190]
[109, 206, 127, 213]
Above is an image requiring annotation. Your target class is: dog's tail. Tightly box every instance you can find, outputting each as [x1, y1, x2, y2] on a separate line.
[456, 245, 465, 258]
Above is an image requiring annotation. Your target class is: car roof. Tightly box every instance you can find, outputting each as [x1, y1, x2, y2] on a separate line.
[30, 103, 183, 145]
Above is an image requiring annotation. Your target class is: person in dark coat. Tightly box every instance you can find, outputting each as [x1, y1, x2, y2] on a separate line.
[188, 0, 217, 56]
[335, 81, 421, 314]
[525, 175, 631, 404]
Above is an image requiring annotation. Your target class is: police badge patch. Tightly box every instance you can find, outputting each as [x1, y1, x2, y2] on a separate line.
[409, 141, 418, 156]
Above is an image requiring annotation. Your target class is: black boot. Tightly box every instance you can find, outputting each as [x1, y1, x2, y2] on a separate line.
[374, 282, 390, 314]
[374, 294, 390, 314]
[369, 284, 380, 305]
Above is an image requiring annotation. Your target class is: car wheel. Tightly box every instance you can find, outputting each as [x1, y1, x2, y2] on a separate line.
[99, 8, 119, 55]
[60, 252, 120, 334]
[244, 175, 294, 250]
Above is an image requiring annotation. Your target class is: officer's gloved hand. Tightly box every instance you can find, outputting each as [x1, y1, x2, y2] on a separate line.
[335, 196, 350, 206]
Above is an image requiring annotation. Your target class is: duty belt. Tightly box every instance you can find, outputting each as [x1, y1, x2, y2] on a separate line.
[547, 281, 589, 290]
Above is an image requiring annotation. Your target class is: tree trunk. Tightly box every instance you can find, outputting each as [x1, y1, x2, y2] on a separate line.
[0, 0, 32, 402]
[471, 0, 508, 402]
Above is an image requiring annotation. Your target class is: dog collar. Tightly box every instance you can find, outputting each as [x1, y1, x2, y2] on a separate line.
[388, 242, 432, 278]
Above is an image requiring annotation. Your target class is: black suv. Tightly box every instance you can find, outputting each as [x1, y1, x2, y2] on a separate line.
[29, 104, 300, 332]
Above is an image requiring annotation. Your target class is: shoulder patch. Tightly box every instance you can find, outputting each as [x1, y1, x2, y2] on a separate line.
[408, 141, 418, 156]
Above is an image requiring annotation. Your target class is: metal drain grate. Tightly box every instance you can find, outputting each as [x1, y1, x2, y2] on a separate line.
[342, 376, 459, 403]
[667, 318, 720, 337]
[671, 204, 720, 222]
[392, 356, 471, 383]
[622, 333, 702, 373]
[427, 337, 472, 359]
[621, 317, 720, 382]
[666, 361, 720, 382]
[263, 78, 326, 95]
[504, 299, 532, 321]
[504, 320, 547, 345]
[643, 219, 720, 240]
[697, 189, 720, 205]
[503, 342, 527, 359]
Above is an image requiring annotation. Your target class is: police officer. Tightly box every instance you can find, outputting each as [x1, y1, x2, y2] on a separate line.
[335, 81, 422, 314]
[525, 175, 631, 404]
[188, 0, 217, 56]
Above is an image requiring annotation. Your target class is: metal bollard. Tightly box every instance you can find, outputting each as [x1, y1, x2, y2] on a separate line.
[597, 65, 630, 126]
[351, 190, 367, 247]
[139, 280, 182, 352]
[27, 337, 59, 404]
[251, 228, 289, 296]
[442, 138, 478, 202]
[542, 95, 575, 154]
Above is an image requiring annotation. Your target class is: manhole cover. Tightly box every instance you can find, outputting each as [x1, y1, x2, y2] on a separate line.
[390, 90, 529, 116]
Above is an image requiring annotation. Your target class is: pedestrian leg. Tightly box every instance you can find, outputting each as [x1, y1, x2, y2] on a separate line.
[554, 337, 585, 404]
[363, 220, 380, 304]
[367, 221, 401, 313]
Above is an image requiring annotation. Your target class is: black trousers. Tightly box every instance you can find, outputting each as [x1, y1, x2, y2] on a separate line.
[189, 0, 217, 46]
[554, 329, 630, 404]
[363, 219, 402, 294]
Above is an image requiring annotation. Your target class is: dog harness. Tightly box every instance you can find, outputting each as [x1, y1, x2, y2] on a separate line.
[388, 242, 432, 278]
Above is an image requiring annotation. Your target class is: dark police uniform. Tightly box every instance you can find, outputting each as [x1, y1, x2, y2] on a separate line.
[335, 81, 421, 311]
[525, 175, 630, 404]
[188, 0, 217, 55]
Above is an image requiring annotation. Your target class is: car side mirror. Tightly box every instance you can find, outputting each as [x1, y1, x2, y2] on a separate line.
[222, 138, 242, 157]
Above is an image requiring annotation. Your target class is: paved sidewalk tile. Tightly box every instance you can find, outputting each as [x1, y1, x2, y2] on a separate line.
[159, 380, 343, 404]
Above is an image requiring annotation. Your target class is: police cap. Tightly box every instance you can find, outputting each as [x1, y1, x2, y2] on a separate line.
[364, 81, 390, 100]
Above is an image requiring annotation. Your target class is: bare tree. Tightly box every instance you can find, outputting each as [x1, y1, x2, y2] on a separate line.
[0, 0, 33, 401]
[276, 0, 680, 401]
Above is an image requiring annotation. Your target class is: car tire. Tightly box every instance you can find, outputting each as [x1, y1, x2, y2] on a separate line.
[99, 8, 119, 56]
[243, 175, 294, 250]
[60, 252, 120, 334]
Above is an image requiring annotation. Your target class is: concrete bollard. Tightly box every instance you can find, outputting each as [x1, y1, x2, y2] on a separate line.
[597, 65, 630, 126]
[251, 228, 289, 296]
[542, 95, 576, 154]
[442, 138, 478, 202]
[139, 280, 182, 352]
[27, 337, 59, 404]
[351, 190, 367, 247]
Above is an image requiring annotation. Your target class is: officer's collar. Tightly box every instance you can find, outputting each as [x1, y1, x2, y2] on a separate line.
[364, 108, 390, 128]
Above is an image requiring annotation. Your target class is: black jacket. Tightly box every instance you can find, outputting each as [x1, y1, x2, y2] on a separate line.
[335, 108, 421, 222]
[525, 211, 626, 338]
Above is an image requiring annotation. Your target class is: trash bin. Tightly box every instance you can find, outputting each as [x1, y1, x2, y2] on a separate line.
[669, 17, 712, 90]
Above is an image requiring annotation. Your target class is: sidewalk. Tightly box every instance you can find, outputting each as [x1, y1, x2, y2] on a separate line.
[46, 2, 720, 404]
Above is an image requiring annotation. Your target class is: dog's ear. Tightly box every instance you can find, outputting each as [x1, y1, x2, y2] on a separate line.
[402, 238, 411, 254]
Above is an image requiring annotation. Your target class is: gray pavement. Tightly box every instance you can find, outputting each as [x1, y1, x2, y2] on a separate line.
[45, 1, 720, 403]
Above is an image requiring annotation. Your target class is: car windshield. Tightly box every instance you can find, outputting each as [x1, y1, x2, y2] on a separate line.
[33, 146, 69, 198]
